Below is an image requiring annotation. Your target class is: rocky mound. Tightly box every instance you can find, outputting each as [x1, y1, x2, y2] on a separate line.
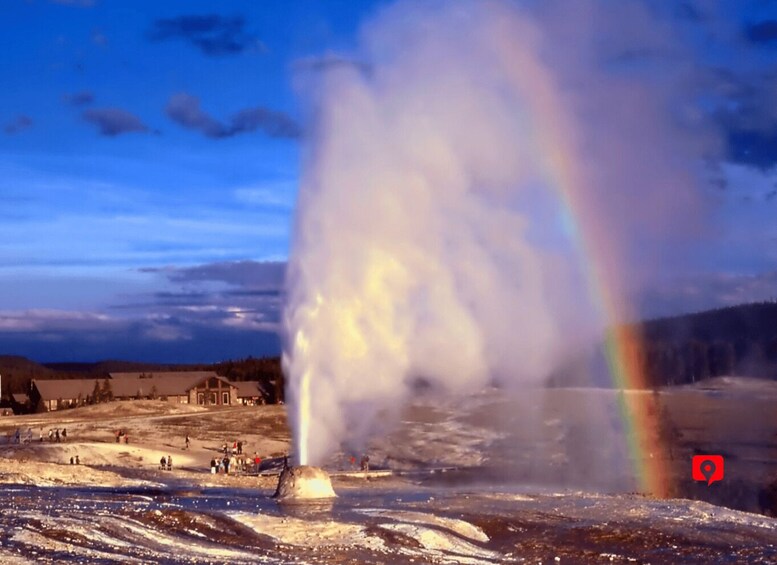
[273, 465, 336, 501]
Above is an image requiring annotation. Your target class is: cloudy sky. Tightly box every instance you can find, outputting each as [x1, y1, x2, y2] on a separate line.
[1, 0, 777, 362]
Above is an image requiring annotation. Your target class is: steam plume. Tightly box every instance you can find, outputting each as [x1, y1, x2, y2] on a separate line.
[284, 0, 718, 465]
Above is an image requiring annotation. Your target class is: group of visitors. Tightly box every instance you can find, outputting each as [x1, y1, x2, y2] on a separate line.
[114, 429, 129, 443]
[210, 452, 260, 475]
[6, 427, 70, 444]
[159, 455, 173, 470]
[221, 440, 244, 456]
[346, 454, 371, 471]
[69, 454, 80, 465]
[47, 428, 66, 442]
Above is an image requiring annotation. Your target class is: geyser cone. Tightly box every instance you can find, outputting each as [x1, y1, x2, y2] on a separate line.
[273, 465, 336, 501]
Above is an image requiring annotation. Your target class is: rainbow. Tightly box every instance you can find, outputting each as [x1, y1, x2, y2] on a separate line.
[496, 32, 672, 497]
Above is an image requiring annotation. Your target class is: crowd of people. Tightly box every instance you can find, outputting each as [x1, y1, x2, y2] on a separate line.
[5, 427, 68, 444]
[209, 450, 260, 475]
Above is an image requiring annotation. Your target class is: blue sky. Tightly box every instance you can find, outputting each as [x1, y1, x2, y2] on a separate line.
[1, 0, 777, 362]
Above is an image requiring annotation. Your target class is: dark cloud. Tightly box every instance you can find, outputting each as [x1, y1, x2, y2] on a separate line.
[745, 20, 777, 44]
[726, 129, 777, 170]
[710, 69, 777, 169]
[0, 260, 288, 362]
[146, 14, 264, 57]
[81, 107, 149, 136]
[4, 115, 32, 135]
[0, 316, 280, 363]
[63, 91, 94, 106]
[166, 93, 300, 139]
[143, 260, 286, 289]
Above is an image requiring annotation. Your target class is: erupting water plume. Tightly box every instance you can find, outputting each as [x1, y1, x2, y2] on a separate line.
[284, 0, 718, 470]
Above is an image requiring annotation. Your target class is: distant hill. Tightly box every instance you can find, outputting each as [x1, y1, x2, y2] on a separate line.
[0, 355, 64, 397]
[636, 302, 777, 386]
[43, 360, 182, 375]
[641, 302, 777, 344]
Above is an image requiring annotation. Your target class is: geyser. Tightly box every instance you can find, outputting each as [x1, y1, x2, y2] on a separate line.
[273, 465, 336, 501]
[284, 0, 718, 468]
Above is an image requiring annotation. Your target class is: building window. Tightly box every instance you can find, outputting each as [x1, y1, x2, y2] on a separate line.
[210, 392, 217, 405]
[222, 392, 229, 405]
[197, 393, 204, 405]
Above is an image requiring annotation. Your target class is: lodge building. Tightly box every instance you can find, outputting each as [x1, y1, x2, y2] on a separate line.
[29, 371, 269, 412]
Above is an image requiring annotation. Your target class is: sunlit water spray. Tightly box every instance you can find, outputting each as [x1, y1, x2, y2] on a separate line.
[284, 0, 716, 474]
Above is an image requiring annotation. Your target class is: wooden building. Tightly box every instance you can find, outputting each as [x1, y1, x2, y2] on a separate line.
[30, 371, 252, 412]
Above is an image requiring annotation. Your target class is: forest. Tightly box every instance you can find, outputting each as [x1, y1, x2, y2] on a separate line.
[632, 301, 777, 386]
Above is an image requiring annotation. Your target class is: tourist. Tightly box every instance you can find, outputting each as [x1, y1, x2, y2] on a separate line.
[70, 456, 74, 465]
[232, 441, 237, 455]
[160, 456, 167, 470]
[237, 440, 243, 455]
[167, 455, 172, 470]
[55, 429, 60, 443]
[62, 428, 67, 441]
[185, 435, 190, 449]
[254, 453, 261, 472]
[75, 454, 79, 465]
[230, 455, 237, 474]
[223, 456, 230, 474]
[48, 429, 53, 442]
[360, 455, 370, 471]
[39, 429, 43, 442]
[210, 457, 216, 474]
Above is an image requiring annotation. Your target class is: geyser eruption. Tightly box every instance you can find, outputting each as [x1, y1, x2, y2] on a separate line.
[284, 0, 717, 466]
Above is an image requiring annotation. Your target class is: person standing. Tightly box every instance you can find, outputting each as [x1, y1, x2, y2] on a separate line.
[237, 440, 242, 455]
[210, 457, 216, 474]
[223, 456, 230, 474]
[185, 435, 190, 449]
[55, 429, 60, 443]
[167, 455, 172, 470]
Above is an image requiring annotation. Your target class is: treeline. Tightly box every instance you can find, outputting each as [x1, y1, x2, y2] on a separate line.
[634, 302, 777, 386]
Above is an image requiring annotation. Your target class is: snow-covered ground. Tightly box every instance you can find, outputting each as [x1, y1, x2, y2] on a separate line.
[0, 386, 776, 562]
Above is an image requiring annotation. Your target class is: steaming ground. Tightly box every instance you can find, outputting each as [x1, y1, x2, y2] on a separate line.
[1, 382, 776, 562]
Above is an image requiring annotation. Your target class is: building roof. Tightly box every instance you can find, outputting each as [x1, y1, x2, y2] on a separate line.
[32, 379, 100, 401]
[33, 372, 236, 401]
[231, 380, 268, 398]
[12, 393, 29, 404]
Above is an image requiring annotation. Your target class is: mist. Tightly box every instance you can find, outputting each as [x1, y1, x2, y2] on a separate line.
[283, 0, 720, 466]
